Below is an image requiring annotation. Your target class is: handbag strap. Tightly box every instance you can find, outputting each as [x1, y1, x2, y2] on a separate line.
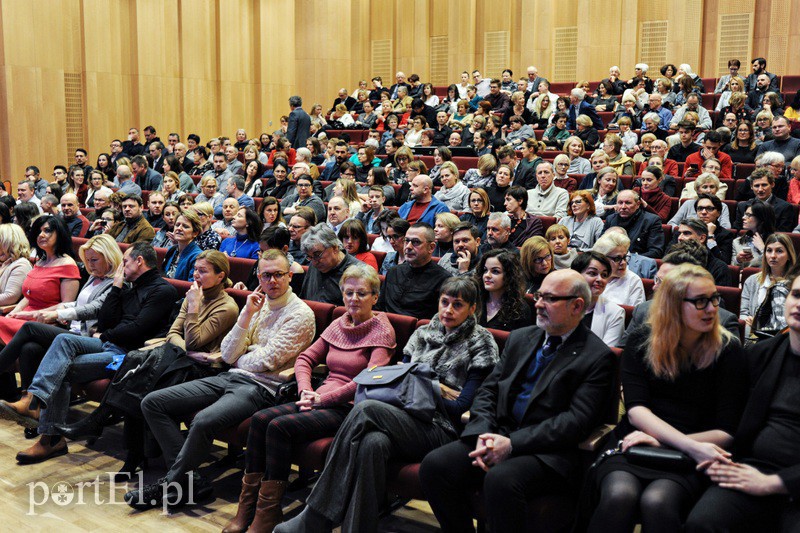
[590, 440, 624, 469]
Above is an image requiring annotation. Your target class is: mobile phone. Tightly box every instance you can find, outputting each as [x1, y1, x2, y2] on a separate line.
[688, 164, 699, 172]
[99, 219, 107, 227]
[742, 246, 752, 254]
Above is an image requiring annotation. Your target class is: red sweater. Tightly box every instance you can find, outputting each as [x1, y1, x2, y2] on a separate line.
[636, 187, 672, 221]
[683, 150, 733, 180]
[294, 312, 395, 407]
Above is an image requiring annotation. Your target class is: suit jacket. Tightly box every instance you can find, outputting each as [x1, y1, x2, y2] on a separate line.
[287, 107, 311, 149]
[734, 196, 795, 232]
[603, 209, 665, 258]
[138, 167, 162, 192]
[121, 141, 145, 157]
[152, 155, 165, 175]
[388, 82, 410, 100]
[462, 323, 615, 480]
[735, 333, 800, 498]
[568, 100, 604, 130]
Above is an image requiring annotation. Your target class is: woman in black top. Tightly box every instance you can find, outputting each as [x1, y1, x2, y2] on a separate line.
[723, 120, 758, 164]
[584, 264, 748, 533]
[473, 249, 531, 331]
[459, 189, 491, 240]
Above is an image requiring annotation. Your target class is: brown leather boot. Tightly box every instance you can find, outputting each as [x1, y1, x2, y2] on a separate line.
[221, 472, 263, 533]
[248, 479, 287, 533]
[0, 391, 40, 421]
[16, 435, 68, 464]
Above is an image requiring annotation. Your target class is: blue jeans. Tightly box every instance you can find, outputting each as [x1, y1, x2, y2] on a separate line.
[27, 334, 126, 435]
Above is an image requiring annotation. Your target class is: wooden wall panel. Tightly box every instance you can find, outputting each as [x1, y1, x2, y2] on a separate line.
[1, 0, 799, 186]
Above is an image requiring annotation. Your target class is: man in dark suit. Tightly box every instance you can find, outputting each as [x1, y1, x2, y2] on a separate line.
[148, 141, 165, 174]
[685, 272, 800, 532]
[734, 168, 795, 232]
[130, 154, 162, 192]
[388, 71, 410, 100]
[743, 57, 780, 94]
[567, 88, 603, 130]
[122, 127, 146, 157]
[286, 95, 311, 149]
[328, 88, 356, 113]
[420, 270, 615, 532]
[603, 190, 665, 258]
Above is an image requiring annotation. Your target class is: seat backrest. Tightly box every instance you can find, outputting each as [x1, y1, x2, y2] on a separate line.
[718, 286, 742, 316]
[619, 305, 634, 327]
[167, 278, 192, 298]
[228, 257, 256, 285]
[642, 278, 655, 300]
[486, 328, 510, 353]
[225, 288, 250, 310]
[304, 300, 335, 340]
[72, 236, 89, 258]
[155, 246, 168, 268]
[740, 266, 760, 285]
[727, 265, 741, 287]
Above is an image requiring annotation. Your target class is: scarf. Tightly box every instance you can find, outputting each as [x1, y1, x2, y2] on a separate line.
[320, 311, 397, 350]
[404, 314, 498, 389]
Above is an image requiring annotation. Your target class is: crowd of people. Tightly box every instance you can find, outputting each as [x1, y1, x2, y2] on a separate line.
[0, 58, 798, 532]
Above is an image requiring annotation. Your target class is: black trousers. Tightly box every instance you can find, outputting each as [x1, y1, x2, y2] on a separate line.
[0, 322, 71, 394]
[419, 438, 570, 533]
[685, 484, 800, 533]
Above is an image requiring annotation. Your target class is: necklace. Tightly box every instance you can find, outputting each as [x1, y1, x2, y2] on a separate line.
[230, 237, 247, 257]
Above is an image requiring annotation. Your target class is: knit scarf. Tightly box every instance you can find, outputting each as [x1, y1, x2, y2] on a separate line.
[320, 311, 397, 350]
[404, 314, 499, 389]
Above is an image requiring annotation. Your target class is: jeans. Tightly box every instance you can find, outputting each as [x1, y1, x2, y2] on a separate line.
[27, 334, 125, 435]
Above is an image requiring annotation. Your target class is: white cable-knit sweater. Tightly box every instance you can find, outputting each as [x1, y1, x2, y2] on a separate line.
[221, 288, 315, 392]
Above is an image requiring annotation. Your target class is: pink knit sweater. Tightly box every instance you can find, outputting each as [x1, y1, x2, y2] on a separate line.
[295, 312, 396, 407]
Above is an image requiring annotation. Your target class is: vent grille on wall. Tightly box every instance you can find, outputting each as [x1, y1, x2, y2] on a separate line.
[682, 0, 702, 68]
[430, 35, 449, 86]
[371, 39, 393, 84]
[639, 21, 668, 69]
[64, 73, 85, 161]
[553, 27, 577, 82]
[484, 31, 509, 78]
[768, 1, 789, 73]
[717, 13, 753, 76]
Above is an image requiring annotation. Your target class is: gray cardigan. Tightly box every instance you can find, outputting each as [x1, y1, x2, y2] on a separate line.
[56, 276, 116, 336]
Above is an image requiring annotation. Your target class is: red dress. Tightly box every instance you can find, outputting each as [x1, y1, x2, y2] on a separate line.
[0, 263, 81, 343]
[355, 252, 379, 271]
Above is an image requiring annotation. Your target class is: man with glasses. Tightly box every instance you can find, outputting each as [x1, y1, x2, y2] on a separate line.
[714, 59, 741, 94]
[377, 223, 450, 319]
[603, 190, 665, 258]
[299, 224, 362, 305]
[129, 249, 314, 509]
[675, 218, 732, 286]
[284, 175, 326, 223]
[687, 193, 735, 263]
[421, 269, 615, 532]
[624, 241, 739, 344]
[109, 139, 125, 165]
[287, 207, 316, 266]
[734, 167, 794, 232]
[52, 165, 69, 189]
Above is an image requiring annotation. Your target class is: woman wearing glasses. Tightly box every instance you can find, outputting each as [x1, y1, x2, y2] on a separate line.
[583, 264, 747, 533]
[559, 191, 604, 251]
[740, 234, 796, 339]
[591, 232, 645, 307]
[223, 264, 395, 533]
[520, 236, 553, 294]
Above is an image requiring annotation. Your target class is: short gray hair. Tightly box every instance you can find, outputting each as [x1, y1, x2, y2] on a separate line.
[635, 63, 649, 72]
[488, 211, 511, 229]
[295, 147, 312, 161]
[567, 274, 592, 311]
[570, 88, 586, 100]
[289, 95, 302, 107]
[364, 138, 380, 150]
[643, 112, 660, 124]
[300, 223, 342, 254]
[757, 151, 785, 167]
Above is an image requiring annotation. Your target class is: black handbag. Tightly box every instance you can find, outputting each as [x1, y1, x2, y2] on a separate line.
[353, 363, 443, 422]
[593, 441, 694, 472]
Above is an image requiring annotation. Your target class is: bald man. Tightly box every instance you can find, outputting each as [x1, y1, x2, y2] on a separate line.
[60, 193, 90, 237]
[397, 175, 451, 226]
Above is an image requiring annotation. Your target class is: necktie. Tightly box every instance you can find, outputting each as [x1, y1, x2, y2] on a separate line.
[512, 335, 562, 422]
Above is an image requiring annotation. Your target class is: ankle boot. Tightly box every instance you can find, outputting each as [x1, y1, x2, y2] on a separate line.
[221, 472, 263, 533]
[0, 391, 40, 421]
[248, 479, 287, 533]
[53, 403, 114, 441]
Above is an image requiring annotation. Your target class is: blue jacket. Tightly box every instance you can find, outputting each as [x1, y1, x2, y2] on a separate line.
[163, 241, 202, 282]
[568, 100, 604, 130]
[397, 195, 451, 226]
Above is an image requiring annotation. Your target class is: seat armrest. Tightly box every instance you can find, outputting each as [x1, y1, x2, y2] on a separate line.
[578, 424, 616, 452]
[460, 411, 470, 424]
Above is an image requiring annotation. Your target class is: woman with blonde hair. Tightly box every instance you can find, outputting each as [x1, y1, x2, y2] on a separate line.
[564, 136, 591, 174]
[160, 171, 185, 202]
[435, 161, 471, 211]
[0, 233, 120, 412]
[460, 188, 491, 238]
[603, 133, 635, 176]
[715, 75, 745, 112]
[519, 235, 553, 293]
[0, 224, 32, 307]
[191, 202, 222, 251]
[592, 167, 621, 218]
[585, 264, 746, 533]
[195, 176, 225, 212]
[333, 178, 363, 217]
[575, 115, 600, 150]
[552, 154, 578, 192]
[463, 153, 497, 189]
[433, 212, 461, 258]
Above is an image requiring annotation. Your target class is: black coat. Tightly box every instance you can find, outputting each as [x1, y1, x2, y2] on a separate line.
[462, 323, 615, 481]
[603, 209, 665, 258]
[734, 196, 795, 232]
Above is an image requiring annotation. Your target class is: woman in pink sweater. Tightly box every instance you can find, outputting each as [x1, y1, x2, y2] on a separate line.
[223, 264, 396, 533]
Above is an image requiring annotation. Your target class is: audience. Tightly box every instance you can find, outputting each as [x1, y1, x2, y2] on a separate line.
[439, 222, 482, 276]
[459, 188, 491, 238]
[378, 216, 409, 275]
[546, 223, 578, 269]
[559, 190, 604, 251]
[526, 162, 569, 218]
[603, 190, 665, 258]
[675, 218, 732, 286]
[570, 251, 625, 347]
[520, 236, 553, 293]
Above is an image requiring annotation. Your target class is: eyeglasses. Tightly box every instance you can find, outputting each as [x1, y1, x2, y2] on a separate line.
[305, 249, 326, 262]
[259, 271, 288, 281]
[696, 205, 717, 212]
[289, 223, 308, 230]
[683, 293, 722, 310]
[386, 233, 402, 242]
[532, 254, 552, 264]
[341, 172, 356, 177]
[531, 292, 578, 304]
[343, 290, 374, 300]
[742, 212, 754, 219]
[570, 199, 583, 205]
[404, 238, 426, 247]
[607, 254, 631, 264]
[296, 184, 311, 188]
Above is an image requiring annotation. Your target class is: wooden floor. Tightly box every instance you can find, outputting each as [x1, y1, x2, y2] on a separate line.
[0, 403, 440, 532]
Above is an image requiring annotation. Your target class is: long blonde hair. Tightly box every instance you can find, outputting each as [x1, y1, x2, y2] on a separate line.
[646, 264, 732, 380]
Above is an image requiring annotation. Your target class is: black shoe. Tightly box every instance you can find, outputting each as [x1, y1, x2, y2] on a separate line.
[53, 405, 114, 441]
[125, 477, 170, 510]
[114, 453, 147, 483]
[124, 472, 213, 510]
